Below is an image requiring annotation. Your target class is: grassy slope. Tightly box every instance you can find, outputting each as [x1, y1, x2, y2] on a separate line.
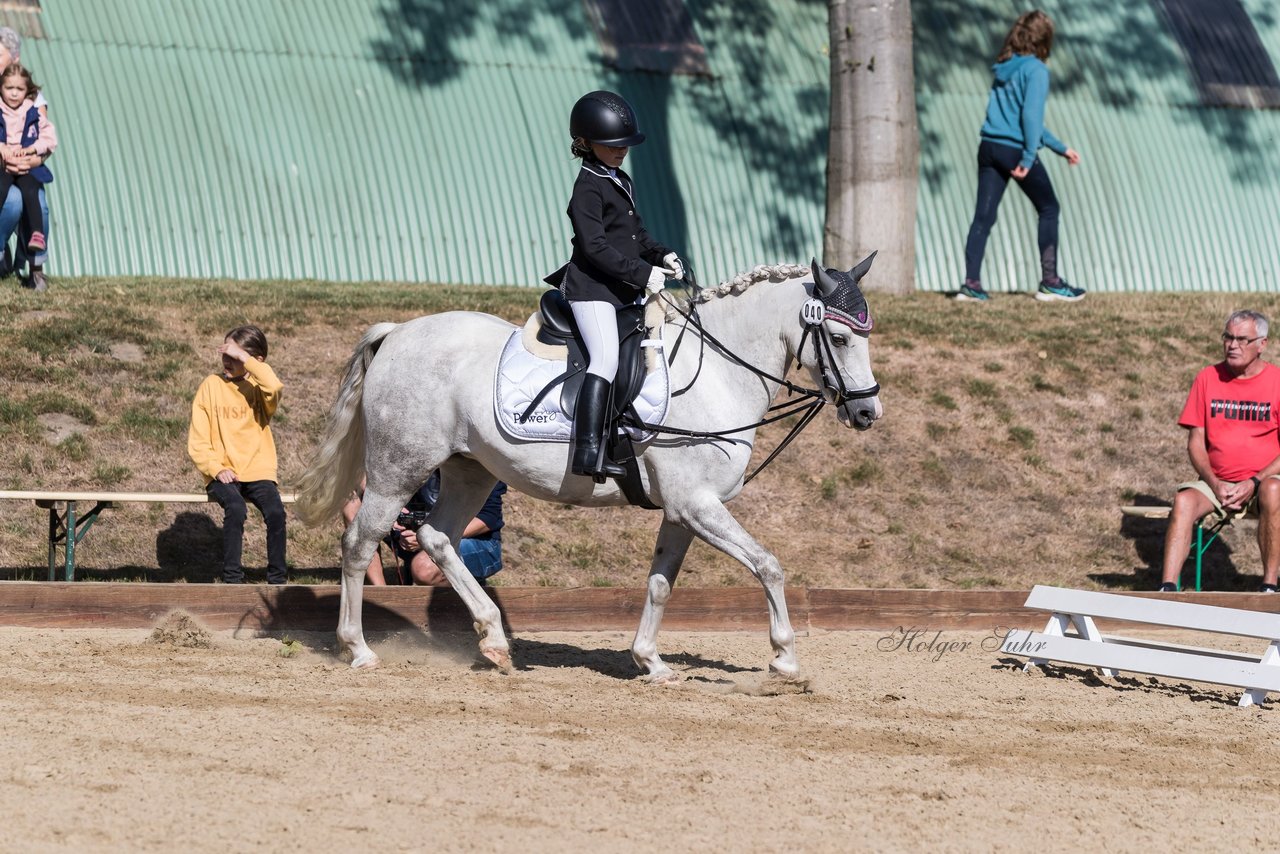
[3, 278, 1279, 591]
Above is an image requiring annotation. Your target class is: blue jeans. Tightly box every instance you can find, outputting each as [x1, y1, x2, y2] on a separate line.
[963, 140, 1060, 284]
[0, 183, 49, 272]
[388, 535, 503, 581]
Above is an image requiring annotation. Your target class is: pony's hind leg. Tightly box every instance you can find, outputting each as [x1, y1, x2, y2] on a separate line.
[670, 496, 802, 680]
[338, 492, 402, 669]
[415, 525, 511, 671]
[632, 519, 694, 684]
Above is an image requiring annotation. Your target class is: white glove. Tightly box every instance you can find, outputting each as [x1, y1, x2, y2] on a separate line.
[646, 264, 672, 294]
[663, 252, 685, 280]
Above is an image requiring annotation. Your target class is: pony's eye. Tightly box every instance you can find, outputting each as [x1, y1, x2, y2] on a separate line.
[831, 334, 848, 347]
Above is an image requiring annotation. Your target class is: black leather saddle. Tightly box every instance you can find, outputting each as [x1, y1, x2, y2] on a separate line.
[526, 288, 648, 419]
[523, 289, 661, 510]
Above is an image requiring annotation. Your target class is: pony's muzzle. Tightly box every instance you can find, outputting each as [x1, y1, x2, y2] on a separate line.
[839, 396, 882, 431]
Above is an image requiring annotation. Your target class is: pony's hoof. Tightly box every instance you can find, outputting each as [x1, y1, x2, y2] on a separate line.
[350, 652, 381, 671]
[645, 669, 682, 686]
[480, 646, 512, 673]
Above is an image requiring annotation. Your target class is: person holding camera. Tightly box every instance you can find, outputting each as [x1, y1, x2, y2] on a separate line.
[342, 470, 507, 586]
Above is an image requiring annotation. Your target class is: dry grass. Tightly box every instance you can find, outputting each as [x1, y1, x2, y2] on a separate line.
[2, 278, 1278, 591]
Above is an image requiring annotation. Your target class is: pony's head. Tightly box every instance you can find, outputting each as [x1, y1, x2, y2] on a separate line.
[803, 254, 883, 430]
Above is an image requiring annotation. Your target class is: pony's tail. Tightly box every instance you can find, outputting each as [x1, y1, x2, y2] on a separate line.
[293, 323, 398, 526]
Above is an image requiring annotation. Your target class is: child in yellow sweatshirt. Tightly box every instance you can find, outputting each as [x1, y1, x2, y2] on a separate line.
[187, 324, 287, 584]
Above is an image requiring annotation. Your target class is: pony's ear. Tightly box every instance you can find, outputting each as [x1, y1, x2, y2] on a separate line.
[849, 251, 877, 283]
[810, 257, 840, 300]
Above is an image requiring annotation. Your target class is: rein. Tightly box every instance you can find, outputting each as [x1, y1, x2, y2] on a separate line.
[628, 274, 878, 485]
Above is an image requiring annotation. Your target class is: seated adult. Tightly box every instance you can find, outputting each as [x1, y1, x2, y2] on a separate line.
[342, 471, 507, 586]
[1160, 310, 1280, 593]
[0, 26, 49, 289]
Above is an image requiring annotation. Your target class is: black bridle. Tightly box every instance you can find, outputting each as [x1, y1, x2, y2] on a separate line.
[795, 304, 882, 407]
[626, 272, 879, 485]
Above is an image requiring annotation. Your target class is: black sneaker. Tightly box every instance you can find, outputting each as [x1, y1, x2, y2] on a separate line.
[1261, 583, 1278, 594]
[1157, 582, 1178, 593]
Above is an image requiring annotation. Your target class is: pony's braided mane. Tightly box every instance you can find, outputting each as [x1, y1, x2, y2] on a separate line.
[663, 262, 808, 320]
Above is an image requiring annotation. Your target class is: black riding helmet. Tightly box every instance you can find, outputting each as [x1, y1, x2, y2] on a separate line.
[569, 90, 646, 147]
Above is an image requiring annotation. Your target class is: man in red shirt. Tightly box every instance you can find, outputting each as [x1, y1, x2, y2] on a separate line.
[1161, 311, 1280, 592]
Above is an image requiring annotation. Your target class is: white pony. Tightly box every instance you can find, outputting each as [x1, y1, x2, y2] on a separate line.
[295, 257, 883, 684]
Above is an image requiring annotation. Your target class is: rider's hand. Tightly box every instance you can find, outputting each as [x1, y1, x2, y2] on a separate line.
[646, 265, 672, 294]
[663, 252, 684, 280]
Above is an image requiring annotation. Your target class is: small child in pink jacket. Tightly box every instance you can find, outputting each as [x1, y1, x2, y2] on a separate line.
[0, 62, 55, 257]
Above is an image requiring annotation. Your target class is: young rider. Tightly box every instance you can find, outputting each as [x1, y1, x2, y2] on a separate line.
[548, 90, 683, 480]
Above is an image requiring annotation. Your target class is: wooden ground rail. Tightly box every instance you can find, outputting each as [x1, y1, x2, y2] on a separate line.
[1001, 585, 1280, 707]
[0, 490, 296, 582]
[1120, 504, 1237, 592]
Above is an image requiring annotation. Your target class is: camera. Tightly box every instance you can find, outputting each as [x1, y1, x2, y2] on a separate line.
[395, 508, 427, 530]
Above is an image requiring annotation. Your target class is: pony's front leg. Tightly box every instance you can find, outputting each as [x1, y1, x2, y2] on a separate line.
[672, 497, 801, 680]
[632, 519, 694, 684]
[338, 525, 383, 670]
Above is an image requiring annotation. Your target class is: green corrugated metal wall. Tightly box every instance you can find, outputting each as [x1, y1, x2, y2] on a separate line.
[23, 0, 829, 286]
[19, 1, 1280, 290]
[915, 0, 1280, 293]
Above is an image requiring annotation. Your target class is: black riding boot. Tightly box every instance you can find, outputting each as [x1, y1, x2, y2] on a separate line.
[571, 374, 626, 480]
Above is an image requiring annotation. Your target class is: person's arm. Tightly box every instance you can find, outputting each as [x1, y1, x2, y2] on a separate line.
[239, 356, 283, 416]
[569, 177, 654, 286]
[461, 517, 490, 538]
[634, 213, 672, 270]
[1018, 63, 1051, 171]
[187, 380, 233, 482]
[1241, 453, 1280, 505]
[5, 149, 45, 174]
[25, 111, 55, 156]
[1190, 426, 1249, 510]
[1186, 426, 1219, 491]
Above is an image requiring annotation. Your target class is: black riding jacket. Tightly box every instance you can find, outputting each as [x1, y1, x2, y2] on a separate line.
[546, 158, 671, 308]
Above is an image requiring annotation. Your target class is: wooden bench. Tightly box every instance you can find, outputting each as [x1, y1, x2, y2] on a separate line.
[0, 490, 296, 582]
[1121, 504, 1239, 592]
[1001, 585, 1280, 707]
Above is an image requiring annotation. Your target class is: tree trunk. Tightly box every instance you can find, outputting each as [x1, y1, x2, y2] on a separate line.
[824, 0, 918, 294]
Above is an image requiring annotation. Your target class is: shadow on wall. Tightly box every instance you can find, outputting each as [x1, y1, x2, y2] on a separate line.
[368, 0, 833, 272]
[913, 0, 1280, 187]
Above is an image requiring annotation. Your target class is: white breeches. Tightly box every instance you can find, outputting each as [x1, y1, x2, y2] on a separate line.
[571, 300, 619, 380]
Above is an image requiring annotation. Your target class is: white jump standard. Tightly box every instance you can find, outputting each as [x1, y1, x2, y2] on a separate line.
[1002, 585, 1280, 707]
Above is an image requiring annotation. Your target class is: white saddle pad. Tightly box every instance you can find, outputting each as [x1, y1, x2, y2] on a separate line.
[494, 329, 670, 443]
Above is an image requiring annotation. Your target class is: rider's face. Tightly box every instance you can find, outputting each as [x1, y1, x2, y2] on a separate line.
[589, 142, 628, 169]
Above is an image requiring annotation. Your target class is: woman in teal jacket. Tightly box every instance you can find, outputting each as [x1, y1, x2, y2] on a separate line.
[958, 10, 1083, 303]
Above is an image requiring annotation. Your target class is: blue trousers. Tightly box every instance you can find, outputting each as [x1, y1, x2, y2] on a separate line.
[387, 535, 503, 582]
[0, 183, 49, 272]
[963, 140, 1060, 284]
